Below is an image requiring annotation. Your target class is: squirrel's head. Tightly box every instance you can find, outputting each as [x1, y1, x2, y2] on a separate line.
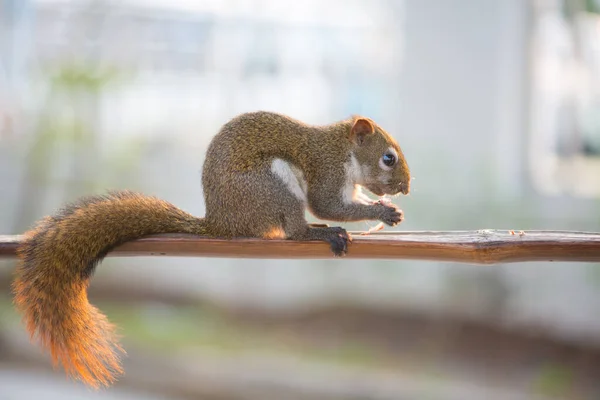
[348, 117, 410, 197]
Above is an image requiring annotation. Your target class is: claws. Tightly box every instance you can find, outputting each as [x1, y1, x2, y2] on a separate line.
[379, 203, 404, 226]
[327, 227, 352, 257]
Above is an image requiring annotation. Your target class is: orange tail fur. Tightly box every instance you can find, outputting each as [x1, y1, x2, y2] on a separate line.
[13, 191, 207, 387]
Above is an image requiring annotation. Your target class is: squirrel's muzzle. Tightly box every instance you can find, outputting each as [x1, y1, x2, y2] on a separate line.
[385, 181, 409, 196]
[399, 181, 410, 195]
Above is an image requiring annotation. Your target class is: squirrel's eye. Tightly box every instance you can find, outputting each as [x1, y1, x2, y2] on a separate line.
[382, 153, 396, 167]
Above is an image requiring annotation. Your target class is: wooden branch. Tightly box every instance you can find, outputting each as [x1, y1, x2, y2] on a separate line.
[1, 230, 600, 264]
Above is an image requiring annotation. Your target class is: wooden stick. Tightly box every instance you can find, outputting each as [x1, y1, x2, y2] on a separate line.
[2, 230, 600, 264]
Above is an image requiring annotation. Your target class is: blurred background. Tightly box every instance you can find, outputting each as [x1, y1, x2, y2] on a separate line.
[1, 0, 600, 399]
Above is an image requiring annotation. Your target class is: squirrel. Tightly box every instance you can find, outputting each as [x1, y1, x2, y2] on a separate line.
[12, 111, 410, 388]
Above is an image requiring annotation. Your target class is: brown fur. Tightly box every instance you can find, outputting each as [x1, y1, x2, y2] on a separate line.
[13, 111, 410, 388]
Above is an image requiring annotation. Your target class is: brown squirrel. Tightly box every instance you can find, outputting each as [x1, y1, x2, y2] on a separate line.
[12, 111, 410, 388]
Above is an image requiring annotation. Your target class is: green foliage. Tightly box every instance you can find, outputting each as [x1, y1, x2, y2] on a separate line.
[586, 0, 600, 14]
[49, 63, 127, 92]
[533, 363, 575, 397]
[101, 302, 385, 369]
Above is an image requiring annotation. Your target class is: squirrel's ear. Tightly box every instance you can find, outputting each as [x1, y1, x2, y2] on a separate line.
[350, 118, 374, 145]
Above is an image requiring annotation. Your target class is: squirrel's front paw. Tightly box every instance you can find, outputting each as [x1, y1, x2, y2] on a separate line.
[378, 203, 404, 226]
[325, 227, 352, 257]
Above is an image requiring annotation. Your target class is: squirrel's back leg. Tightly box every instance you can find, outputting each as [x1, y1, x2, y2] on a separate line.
[204, 161, 303, 239]
[282, 204, 352, 257]
[204, 159, 351, 255]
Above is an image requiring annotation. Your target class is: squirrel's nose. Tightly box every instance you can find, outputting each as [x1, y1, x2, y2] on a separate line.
[399, 181, 410, 195]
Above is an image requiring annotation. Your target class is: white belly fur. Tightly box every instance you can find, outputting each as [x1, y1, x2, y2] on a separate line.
[271, 158, 308, 203]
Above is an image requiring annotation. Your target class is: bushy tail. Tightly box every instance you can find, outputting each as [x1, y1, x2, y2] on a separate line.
[12, 190, 208, 388]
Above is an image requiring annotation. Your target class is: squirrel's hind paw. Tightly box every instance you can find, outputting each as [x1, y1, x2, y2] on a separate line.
[325, 227, 352, 257]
